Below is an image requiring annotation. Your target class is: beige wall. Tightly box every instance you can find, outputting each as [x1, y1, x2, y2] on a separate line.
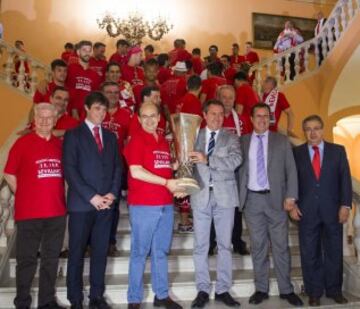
[1, 0, 333, 64]
[0, 84, 31, 146]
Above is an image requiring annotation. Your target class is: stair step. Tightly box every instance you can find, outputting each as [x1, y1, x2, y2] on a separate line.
[9, 247, 301, 278]
[0, 268, 305, 307]
[115, 228, 299, 251]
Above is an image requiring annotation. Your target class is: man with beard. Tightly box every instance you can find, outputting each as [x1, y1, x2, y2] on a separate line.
[66, 40, 101, 120]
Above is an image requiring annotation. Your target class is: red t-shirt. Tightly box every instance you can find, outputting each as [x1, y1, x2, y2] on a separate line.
[245, 51, 259, 64]
[4, 133, 66, 221]
[201, 76, 227, 102]
[124, 128, 173, 206]
[223, 112, 252, 135]
[33, 81, 60, 104]
[67, 53, 79, 65]
[89, 57, 108, 81]
[128, 112, 166, 138]
[168, 48, 192, 66]
[157, 66, 173, 85]
[230, 55, 246, 66]
[176, 92, 203, 117]
[121, 64, 145, 86]
[132, 82, 160, 110]
[109, 52, 128, 67]
[102, 107, 132, 153]
[262, 91, 290, 132]
[224, 67, 237, 85]
[61, 51, 73, 63]
[192, 57, 204, 75]
[160, 76, 187, 114]
[66, 63, 101, 117]
[55, 113, 79, 131]
[235, 84, 259, 117]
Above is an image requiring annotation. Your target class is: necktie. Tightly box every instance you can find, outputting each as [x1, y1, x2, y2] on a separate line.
[312, 145, 321, 180]
[256, 135, 267, 188]
[207, 131, 216, 157]
[93, 126, 103, 152]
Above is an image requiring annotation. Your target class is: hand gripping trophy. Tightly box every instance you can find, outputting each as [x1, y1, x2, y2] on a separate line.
[171, 112, 202, 195]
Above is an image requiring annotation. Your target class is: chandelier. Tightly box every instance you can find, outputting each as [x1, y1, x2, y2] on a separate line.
[97, 11, 173, 45]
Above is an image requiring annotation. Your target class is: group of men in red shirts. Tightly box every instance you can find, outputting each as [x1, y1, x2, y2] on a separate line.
[26, 37, 295, 234]
[6, 36, 298, 309]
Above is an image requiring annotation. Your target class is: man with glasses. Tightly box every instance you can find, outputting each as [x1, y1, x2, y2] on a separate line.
[291, 115, 352, 307]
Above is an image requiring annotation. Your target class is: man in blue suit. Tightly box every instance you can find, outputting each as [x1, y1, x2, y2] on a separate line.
[63, 91, 122, 309]
[291, 115, 352, 307]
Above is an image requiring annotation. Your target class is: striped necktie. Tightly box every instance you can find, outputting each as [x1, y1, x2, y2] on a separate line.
[256, 134, 267, 188]
[207, 131, 216, 157]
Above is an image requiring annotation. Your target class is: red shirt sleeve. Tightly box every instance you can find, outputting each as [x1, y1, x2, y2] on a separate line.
[124, 135, 144, 166]
[4, 139, 22, 175]
[278, 92, 290, 110]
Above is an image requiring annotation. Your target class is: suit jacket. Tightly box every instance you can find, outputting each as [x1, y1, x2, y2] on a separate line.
[63, 122, 122, 212]
[238, 131, 298, 211]
[190, 128, 242, 209]
[293, 142, 352, 223]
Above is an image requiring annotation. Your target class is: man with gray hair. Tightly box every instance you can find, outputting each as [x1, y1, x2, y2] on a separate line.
[4, 103, 67, 309]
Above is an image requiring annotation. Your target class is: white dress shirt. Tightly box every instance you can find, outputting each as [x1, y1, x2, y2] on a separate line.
[247, 130, 270, 191]
[85, 118, 103, 144]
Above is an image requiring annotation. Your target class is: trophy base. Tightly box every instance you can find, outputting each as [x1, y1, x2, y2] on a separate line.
[177, 177, 200, 195]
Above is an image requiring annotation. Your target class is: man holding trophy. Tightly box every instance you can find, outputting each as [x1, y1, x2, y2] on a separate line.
[125, 102, 185, 309]
[186, 99, 242, 308]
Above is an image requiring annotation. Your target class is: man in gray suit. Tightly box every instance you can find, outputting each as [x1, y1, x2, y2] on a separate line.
[238, 103, 303, 307]
[189, 99, 242, 308]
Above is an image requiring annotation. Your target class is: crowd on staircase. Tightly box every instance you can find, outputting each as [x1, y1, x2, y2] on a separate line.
[2, 13, 353, 309]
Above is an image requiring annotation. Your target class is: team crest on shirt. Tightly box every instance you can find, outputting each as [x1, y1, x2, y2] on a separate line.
[36, 159, 62, 179]
[153, 150, 171, 169]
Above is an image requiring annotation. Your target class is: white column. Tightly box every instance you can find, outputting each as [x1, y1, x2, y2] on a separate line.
[304, 44, 310, 73]
[294, 49, 301, 79]
[17, 55, 26, 92]
[284, 54, 291, 83]
[30, 64, 38, 96]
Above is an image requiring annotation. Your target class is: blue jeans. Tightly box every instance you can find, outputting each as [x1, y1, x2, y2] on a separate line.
[127, 205, 174, 303]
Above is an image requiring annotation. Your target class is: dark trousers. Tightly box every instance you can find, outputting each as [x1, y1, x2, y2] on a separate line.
[210, 207, 246, 251]
[67, 209, 112, 304]
[299, 216, 343, 298]
[110, 200, 120, 245]
[14, 216, 66, 308]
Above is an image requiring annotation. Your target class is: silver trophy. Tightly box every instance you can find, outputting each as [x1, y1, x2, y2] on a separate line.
[171, 112, 202, 195]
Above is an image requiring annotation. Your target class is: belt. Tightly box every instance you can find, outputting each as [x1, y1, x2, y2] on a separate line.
[248, 189, 270, 194]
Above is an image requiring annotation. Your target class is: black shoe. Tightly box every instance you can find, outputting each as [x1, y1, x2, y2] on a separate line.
[280, 292, 303, 307]
[308, 297, 320, 307]
[70, 303, 83, 309]
[154, 296, 182, 309]
[249, 291, 269, 304]
[191, 291, 210, 308]
[326, 293, 348, 304]
[128, 304, 141, 309]
[38, 301, 66, 309]
[89, 298, 111, 309]
[215, 292, 240, 307]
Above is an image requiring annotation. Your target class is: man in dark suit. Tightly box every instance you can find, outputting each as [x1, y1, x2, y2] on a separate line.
[63, 91, 122, 309]
[238, 103, 303, 307]
[291, 115, 352, 307]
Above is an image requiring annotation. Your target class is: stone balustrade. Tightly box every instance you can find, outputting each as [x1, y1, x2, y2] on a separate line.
[250, 0, 360, 94]
[0, 39, 51, 97]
